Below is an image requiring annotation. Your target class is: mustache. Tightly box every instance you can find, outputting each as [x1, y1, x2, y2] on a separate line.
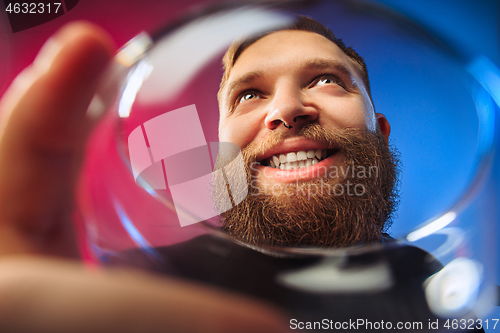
[241, 124, 380, 163]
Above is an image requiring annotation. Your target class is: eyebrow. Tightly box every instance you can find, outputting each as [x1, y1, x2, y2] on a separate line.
[226, 71, 265, 96]
[302, 58, 355, 81]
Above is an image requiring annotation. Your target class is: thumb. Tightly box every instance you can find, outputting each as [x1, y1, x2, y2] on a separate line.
[0, 22, 115, 257]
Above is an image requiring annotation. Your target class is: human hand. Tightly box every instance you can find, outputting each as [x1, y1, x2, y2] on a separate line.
[0, 22, 289, 333]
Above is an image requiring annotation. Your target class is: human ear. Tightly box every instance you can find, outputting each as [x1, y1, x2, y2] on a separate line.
[376, 113, 391, 144]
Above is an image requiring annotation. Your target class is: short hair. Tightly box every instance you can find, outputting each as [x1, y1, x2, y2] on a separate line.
[217, 16, 372, 106]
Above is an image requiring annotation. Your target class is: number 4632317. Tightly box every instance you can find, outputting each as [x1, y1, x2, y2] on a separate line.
[444, 318, 499, 330]
[5, 2, 62, 14]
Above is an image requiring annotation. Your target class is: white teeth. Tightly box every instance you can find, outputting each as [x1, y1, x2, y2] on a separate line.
[286, 152, 297, 162]
[280, 161, 304, 170]
[315, 149, 322, 160]
[267, 149, 328, 169]
[297, 151, 307, 161]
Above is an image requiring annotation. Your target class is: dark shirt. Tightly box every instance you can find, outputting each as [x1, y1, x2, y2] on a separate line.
[106, 234, 484, 332]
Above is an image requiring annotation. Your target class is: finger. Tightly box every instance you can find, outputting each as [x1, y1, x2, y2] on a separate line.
[0, 22, 115, 256]
[0, 257, 290, 333]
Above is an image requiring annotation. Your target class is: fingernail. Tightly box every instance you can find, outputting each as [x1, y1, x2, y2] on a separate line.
[32, 36, 64, 74]
[87, 95, 105, 120]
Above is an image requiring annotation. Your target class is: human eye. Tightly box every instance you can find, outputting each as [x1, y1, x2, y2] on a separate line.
[311, 75, 345, 89]
[236, 91, 261, 105]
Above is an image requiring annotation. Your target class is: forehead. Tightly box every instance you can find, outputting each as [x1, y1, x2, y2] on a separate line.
[228, 30, 362, 87]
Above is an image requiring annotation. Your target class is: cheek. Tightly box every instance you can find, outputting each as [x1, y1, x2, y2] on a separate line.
[319, 97, 373, 130]
[219, 116, 262, 149]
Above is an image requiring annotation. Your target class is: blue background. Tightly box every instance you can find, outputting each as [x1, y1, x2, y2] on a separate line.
[369, 0, 500, 328]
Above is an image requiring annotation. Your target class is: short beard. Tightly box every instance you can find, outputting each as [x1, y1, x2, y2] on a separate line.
[213, 124, 400, 248]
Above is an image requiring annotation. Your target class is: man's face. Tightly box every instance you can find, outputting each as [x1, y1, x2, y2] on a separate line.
[219, 30, 382, 191]
[216, 30, 397, 248]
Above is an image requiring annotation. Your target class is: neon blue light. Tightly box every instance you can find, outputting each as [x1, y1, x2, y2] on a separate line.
[466, 56, 498, 158]
[114, 200, 161, 260]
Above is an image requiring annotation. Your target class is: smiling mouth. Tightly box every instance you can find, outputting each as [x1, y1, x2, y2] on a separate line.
[261, 149, 338, 170]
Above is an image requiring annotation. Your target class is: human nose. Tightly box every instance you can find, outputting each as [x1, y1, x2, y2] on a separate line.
[264, 86, 318, 131]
